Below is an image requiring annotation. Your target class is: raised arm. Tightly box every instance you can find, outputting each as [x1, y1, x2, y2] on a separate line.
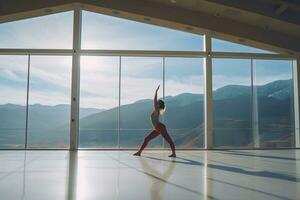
[154, 85, 160, 109]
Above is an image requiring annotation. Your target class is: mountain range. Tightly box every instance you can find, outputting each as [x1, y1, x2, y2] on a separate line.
[0, 79, 294, 148]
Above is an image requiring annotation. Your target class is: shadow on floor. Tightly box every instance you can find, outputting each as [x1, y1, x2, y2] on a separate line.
[219, 150, 300, 161]
[143, 155, 299, 182]
[143, 154, 298, 200]
[206, 177, 294, 200]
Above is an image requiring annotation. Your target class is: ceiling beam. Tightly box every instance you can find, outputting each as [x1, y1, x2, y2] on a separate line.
[204, 0, 300, 26]
[0, 0, 76, 23]
[275, 3, 289, 16]
[0, 0, 74, 15]
[80, 0, 300, 54]
[0, 0, 299, 54]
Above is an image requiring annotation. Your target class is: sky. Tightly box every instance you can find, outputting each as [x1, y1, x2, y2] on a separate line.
[0, 11, 294, 109]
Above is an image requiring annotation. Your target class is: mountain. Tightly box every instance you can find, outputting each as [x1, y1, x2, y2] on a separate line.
[0, 104, 103, 129]
[258, 79, 293, 100]
[214, 85, 250, 100]
[79, 79, 294, 148]
[213, 79, 293, 100]
[0, 104, 103, 148]
[0, 79, 294, 148]
[165, 93, 203, 106]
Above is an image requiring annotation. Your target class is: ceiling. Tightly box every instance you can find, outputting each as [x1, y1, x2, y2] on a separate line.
[152, 0, 300, 37]
[0, 0, 299, 55]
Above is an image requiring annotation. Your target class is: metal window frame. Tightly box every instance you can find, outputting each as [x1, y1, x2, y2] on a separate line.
[24, 55, 31, 149]
[118, 56, 122, 149]
[0, 7, 299, 150]
[162, 57, 165, 148]
[0, 48, 296, 59]
[70, 8, 82, 150]
[251, 59, 260, 148]
[204, 34, 213, 149]
[293, 58, 300, 148]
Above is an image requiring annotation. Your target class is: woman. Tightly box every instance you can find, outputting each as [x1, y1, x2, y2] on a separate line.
[134, 85, 176, 157]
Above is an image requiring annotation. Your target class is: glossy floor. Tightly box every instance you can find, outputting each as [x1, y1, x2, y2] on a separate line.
[0, 150, 299, 200]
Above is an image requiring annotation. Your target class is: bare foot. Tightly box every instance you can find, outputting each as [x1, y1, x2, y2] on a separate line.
[168, 153, 176, 157]
[133, 152, 141, 156]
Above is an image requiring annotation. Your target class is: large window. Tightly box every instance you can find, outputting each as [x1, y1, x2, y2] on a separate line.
[79, 56, 119, 148]
[164, 58, 204, 148]
[212, 58, 295, 148]
[0, 12, 73, 49]
[79, 56, 206, 149]
[82, 11, 203, 51]
[0, 8, 297, 150]
[0, 55, 28, 149]
[27, 56, 72, 148]
[213, 59, 252, 148]
[253, 60, 294, 147]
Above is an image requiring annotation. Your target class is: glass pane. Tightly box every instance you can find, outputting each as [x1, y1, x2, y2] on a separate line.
[79, 56, 119, 148]
[0, 12, 73, 49]
[212, 38, 275, 54]
[27, 56, 72, 148]
[120, 57, 163, 148]
[212, 59, 252, 148]
[82, 11, 203, 51]
[253, 59, 294, 147]
[164, 58, 204, 148]
[0, 55, 28, 148]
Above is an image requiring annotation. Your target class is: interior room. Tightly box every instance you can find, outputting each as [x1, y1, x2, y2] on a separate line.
[0, 0, 299, 199]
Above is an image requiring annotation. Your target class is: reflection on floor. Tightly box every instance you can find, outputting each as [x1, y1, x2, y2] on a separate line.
[0, 150, 299, 200]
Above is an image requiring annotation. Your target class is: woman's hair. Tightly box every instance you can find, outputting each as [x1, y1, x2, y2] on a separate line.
[158, 99, 166, 114]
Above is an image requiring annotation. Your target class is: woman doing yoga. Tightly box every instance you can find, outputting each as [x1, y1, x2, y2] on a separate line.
[133, 85, 176, 157]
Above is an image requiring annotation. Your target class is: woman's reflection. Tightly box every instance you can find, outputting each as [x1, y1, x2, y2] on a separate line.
[138, 156, 176, 200]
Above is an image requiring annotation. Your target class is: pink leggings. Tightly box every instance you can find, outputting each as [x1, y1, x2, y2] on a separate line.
[137, 123, 175, 153]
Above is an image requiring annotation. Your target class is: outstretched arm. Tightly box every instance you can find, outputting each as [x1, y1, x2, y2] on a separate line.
[154, 85, 160, 109]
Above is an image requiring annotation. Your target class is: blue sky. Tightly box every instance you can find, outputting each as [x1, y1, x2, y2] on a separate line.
[0, 11, 294, 109]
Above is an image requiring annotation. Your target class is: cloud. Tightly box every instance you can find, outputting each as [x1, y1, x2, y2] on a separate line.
[80, 72, 204, 109]
[1, 54, 291, 110]
[29, 56, 72, 90]
[0, 84, 71, 106]
[0, 85, 27, 105]
[0, 55, 28, 74]
[165, 77, 204, 96]
[0, 12, 73, 49]
[28, 90, 71, 105]
[0, 56, 72, 106]
[0, 10, 295, 110]
[81, 11, 202, 50]
[0, 68, 25, 82]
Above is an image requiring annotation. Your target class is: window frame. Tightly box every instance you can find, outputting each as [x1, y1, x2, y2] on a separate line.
[0, 8, 298, 150]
